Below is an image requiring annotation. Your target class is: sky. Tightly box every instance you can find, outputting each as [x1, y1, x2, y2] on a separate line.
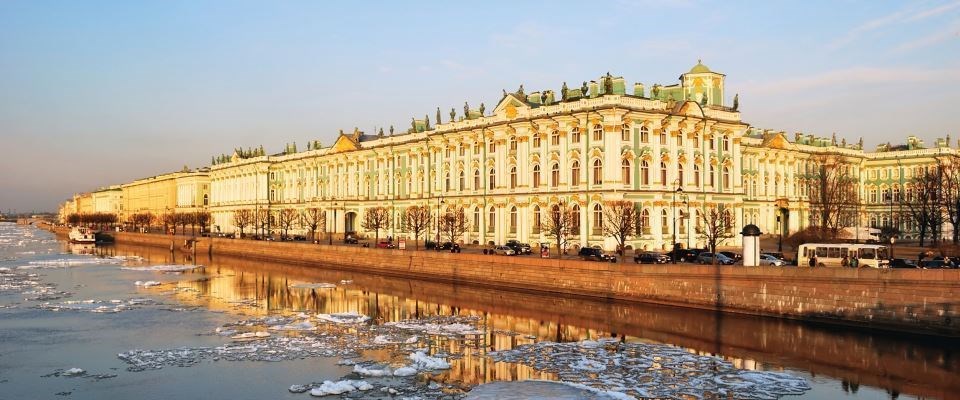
[1, 0, 959, 212]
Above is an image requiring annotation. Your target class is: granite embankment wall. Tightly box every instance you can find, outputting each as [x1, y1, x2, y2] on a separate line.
[90, 230, 960, 337]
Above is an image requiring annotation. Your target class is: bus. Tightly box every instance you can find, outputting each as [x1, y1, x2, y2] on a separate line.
[797, 243, 890, 268]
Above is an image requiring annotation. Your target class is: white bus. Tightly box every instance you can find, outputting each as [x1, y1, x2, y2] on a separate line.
[798, 243, 890, 268]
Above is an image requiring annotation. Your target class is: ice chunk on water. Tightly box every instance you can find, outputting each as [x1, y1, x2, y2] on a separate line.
[317, 311, 370, 324]
[134, 281, 161, 287]
[408, 351, 450, 370]
[62, 368, 85, 376]
[386, 316, 484, 336]
[288, 384, 309, 393]
[289, 282, 336, 289]
[230, 331, 271, 340]
[308, 380, 371, 396]
[393, 366, 418, 377]
[268, 321, 316, 331]
[353, 364, 391, 377]
[121, 264, 201, 272]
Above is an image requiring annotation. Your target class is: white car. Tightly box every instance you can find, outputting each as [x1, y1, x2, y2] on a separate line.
[759, 254, 784, 266]
[492, 245, 516, 256]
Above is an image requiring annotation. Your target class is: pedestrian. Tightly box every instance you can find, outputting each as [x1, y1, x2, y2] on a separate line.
[841, 254, 849, 267]
[809, 255, 816, 268]
[851, 255, 859, 269]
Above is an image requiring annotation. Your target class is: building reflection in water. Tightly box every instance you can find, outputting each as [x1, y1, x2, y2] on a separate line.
[110, 243, 959, 399]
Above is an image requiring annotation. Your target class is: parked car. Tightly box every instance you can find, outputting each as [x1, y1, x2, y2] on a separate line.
[376, 240, 395, 249]
[505, 240, 532, 255]
[438, 242, 462, 252]
[758, 254, 785, 266]
[670, 248, 704, 263]
[764, 252, 786, 261]
[696, 252, 735, 265]
[344, 234, 359, 244]
[492, 245, 515, 256]
[292, 235, 307, 241]
[634, 252, 670, 264]
[719, 251, 742, 262]
[920, 260, 949, 269]
[889, 258, 918, 268]
[579, 247, 617, 263]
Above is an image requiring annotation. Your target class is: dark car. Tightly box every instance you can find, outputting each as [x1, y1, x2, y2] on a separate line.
[719, 251, 742, 262]
[889, 258, 918, 268]
[578, 247, 617, 263]
[344, 234, 359, 244]
[920, 260, 949, 269]
[696, 252, 735, 265]
[670, 248, 704, 263]
[505, 240, 532, 255]
[437, 242, 462, 252]
[634, 252, 669, 264]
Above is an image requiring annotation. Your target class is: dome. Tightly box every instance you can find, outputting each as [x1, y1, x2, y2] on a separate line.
[688, 59, 712, 74]
[741, 224, 762, 236]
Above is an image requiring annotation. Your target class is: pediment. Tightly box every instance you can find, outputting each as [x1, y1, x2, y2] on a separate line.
[494, 93, 530, 119]
[330, 134, 359, 153]
[761, 133, 794, 150]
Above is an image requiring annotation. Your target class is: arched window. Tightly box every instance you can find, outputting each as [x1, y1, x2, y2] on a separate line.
[621, 159, 632, 185]
[489, 168, 496, 190]
[571, 204, 581, 235]
[621, 124, 630, 141]
[551, 163, 560, 187]
[661, 209, 669, 234]
[533, 205, 541, 234]
[488, 140, 495, 153]
[509, 206, 518, 233]
[473, 207, 480, 232]
[678, 210, 686, 234]
[724, 209, 734, 234]
[509, 136, 517, 151]
[474, 141, 481, 155]
[722, 135, 729, 151]
[660, 162, 668, 184]
[593, 160, 603, 185]
[571, 127, 581, 143]
[571, 161, 580, 186]
[677, 163, 685, 186]
[592, 204, 603, 235]
[676, 133, 683, 147]
[693, 164, 701, 186]
[551, 204, 560, 222]
[659, 130, 667, 145]
[551, 130, 560, 146]
[641, 160, 650, 185]
[722, 166, 730, 189]
[445, 172, 451, 191]
[533, 134, 542, 148]
[641, 209, 651, 234]
[509, 166, 517, 189]
[592, 124, 603, 141]
[893, 185, 901, 202]
[709, 165, 716, 187]
[459, 170, 465, 190]
[203, 194, 208, 206]
[640, 125, 649, 143]
[474, 169, 480, 190]
[532, 164, 541, 188]
[487, 206, 496, 233]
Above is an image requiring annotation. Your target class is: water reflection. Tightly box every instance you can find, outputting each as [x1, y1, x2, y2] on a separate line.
[109, 243, 958, 399]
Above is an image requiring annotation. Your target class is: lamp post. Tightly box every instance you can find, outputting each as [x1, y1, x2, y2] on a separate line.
[672, 183, 683, 263]
[328, 201, 337, 245]
[680, 193, 690, 249]
[890, 236, 896, 260]
[776, 213, 783, 253]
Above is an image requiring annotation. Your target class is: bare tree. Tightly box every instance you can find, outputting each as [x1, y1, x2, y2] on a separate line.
[301, 207, 326, 243]
[439, 207, 469, 245]
[402, 205, 432, 250]
[807, 154, 860, 239]
[232, 209, 253, 238]
[192, 211, 211, 235]
[906, 167, 945, 247]
[939, 161, 960, 244]
[254, 209, 271, 238]
[275, 208, 300, 240]
[162, 213, 177, 235]
[362, 206, 391, 244]
[177, 212, 192, 236]
[601, 200, 642, 258]
[541, 202, 575, 258]
[698, 204, 736, 263]
[67, 213, 81, 226]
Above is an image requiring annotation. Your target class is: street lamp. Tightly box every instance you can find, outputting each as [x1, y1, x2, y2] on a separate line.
[680, 193, 690, 249]
[672, 183, 683, 263]
[890, 236, 896, 260]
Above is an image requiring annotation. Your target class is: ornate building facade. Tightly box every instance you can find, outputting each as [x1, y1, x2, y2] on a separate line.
[63, 62, 958, 249]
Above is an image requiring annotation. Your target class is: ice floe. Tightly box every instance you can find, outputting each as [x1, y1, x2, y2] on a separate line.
[121, 264, 202, 273]
[20, 257, 123, 268]
[386, 316, 485, 336]
[488, 339, 811, 399]
[135, 280, 162, 287]
[37, 298, 158, 313]
[289, 282, 337, 289]
[317, 311, 370, 324]
[308, 379, 373, 396]
[408, 351, 450, 370]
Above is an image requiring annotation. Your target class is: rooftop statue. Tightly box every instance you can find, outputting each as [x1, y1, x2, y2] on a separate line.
[450, 108, 456, 122]
[516, 84, 524, 96]
[479, 103, 485, 115]
[464, 102, 469, 118]
[581, 81, 589, 97]
[436, 107, 442, 124]
[389, 125, 394, 135]
[561, 82, 569, 101]
[700, 93, 707, 106]
[604, 72, 613, 94]
[651, 84, 661, 98]
[732, 93, 739, 111]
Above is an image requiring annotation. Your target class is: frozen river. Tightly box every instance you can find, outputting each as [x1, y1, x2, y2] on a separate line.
[0, 223, 955, 399]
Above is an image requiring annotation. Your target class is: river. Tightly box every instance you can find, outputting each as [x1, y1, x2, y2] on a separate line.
[0, 223, 955, 399]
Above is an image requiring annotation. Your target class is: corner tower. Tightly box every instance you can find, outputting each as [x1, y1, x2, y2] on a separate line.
[680, 60, 725, 107]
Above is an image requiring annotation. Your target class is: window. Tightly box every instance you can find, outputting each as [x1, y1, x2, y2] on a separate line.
[678, 163, 684, 186]
[678, 210, 686, 234]
[532, 165, 541, 188]
[459, 171, 465, 190]
[709, 136, 715, 150]
[459, 145, 465, 157]
[571, 161, 580, 186]
[571, 204, 581, 235]
[551, 163, 560, 187]
[510, 137, 517, 151]
[641, 161, 650, 185]
[640, 126, 649, 143]
[509, 166, 517, 189]
[489, 168, 496, 190]
[533, 135, 541, 148]
[488, 141, 496, 153]
[571, 127, 581, 143]
[445, 172, 451, 191]
[551, 130, 560, 146]
[722, 166, 730, 189]
[474, 142, 480, 155]
[592, 124, 603, 141]
[621, 124, 630, 141]
[510, 206, 517, 233]
[533, 205, 541, 234]
[474, 169, 480, 189]
[676, 134, 683, 147]
[694, 164, 701, 186]
[203, 194, 208, 206]
[660, 162, 668, 184]
[661, 209, 669, 234]
[693, 135, 700, 148]
[488, 206, 495, 233]
[592, 204, 603, 235]
[592, 160, 603, 185]
[659, 130, 667, 145]
[709, 165, 715, 186]
[636, 209, 649, 234]
[473, 207, 480, 232]
[621, 159, 631, 185]
[722, 135, 729, 151]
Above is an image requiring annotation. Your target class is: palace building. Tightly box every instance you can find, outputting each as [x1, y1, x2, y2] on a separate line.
[62, 62, 958, 250]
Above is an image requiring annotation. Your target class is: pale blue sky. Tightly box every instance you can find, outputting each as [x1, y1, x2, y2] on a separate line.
[1, 0, 958, 212]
